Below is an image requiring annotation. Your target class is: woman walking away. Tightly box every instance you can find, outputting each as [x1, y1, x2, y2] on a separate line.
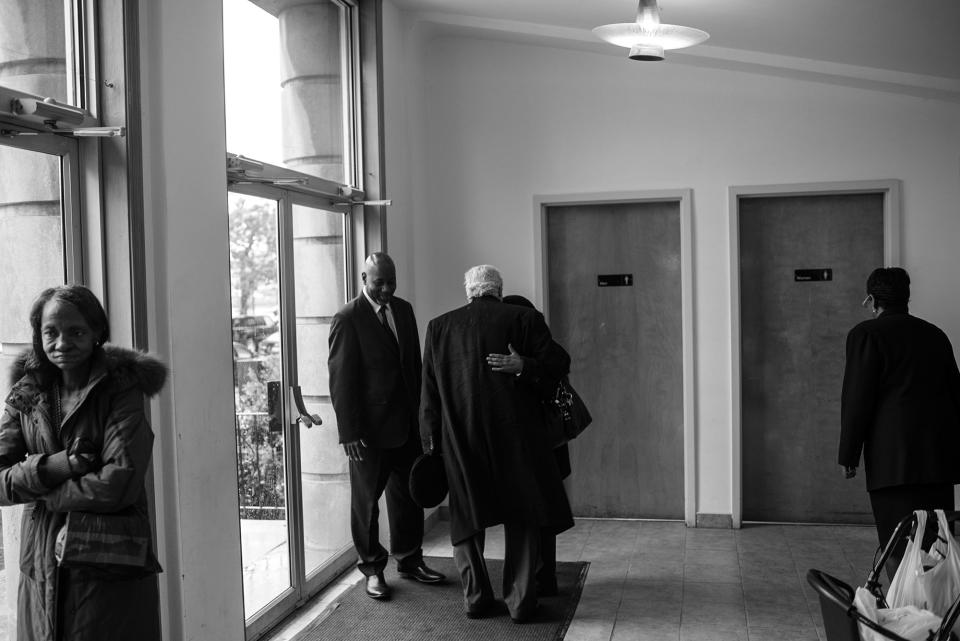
[839, 268, 960, 576]
[0, 285, 167, 641]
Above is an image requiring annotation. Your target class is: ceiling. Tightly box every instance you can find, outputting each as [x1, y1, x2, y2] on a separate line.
[390, 0, 960, 82]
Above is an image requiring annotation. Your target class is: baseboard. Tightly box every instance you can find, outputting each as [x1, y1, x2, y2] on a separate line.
[696, 513, 733, 528]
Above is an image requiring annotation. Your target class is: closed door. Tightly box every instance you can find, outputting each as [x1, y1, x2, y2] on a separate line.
[740, 193, 883, 523]
[547, 201, 684, 519]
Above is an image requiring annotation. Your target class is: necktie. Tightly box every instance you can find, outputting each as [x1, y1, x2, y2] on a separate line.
[378, 306, 398, 344]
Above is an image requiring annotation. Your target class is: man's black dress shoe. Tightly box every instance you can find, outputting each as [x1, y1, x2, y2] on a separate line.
[398, 561, 446, 584]
[365, 573, 391, 600]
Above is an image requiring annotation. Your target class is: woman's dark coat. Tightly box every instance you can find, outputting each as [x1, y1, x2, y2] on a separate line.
[839, 310, 960, 490]
[420, 296, 574, 544]
[0, 345, 166, 641]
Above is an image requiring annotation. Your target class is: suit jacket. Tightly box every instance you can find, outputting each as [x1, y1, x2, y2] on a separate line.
[420, 296, 573, 544]
[839, 309, 960, 491]
[328, 294, 422, 449]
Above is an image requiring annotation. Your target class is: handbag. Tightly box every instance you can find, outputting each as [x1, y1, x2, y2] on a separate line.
[55, 506, 162, 580]
[544, 376, 593, 448]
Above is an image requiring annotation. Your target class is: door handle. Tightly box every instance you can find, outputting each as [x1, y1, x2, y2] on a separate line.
[267, 381, 282, 433]
[291, 385, 322, 428]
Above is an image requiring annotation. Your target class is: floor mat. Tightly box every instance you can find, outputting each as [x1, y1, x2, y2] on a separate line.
[292, 556, 589, 641]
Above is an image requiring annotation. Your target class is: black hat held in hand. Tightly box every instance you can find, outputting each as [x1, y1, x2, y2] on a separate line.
[409, 452, 448, 508]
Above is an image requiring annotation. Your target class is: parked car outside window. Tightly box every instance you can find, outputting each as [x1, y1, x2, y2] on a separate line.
[232, 315, 278, 352]
[260, 330, 281, 355]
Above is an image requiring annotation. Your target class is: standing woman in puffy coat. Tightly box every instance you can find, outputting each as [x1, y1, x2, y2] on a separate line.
[0, 285, 166, 641]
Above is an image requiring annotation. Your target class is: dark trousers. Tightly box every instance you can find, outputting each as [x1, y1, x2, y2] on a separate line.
[453, 522, 540, 619]
[537, 444, 570, 590]
[538, 530, 557, 589]
[349, 433, 424, 576]
[869, 482, 955, 577]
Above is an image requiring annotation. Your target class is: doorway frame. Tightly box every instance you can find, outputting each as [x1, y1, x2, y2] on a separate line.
[728, 179, 902, 528]
[226, 181, 357, 640]
[533, 189, 697, 526]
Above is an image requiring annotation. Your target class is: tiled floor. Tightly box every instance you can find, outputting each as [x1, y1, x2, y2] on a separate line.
[267, 518, 884, 641]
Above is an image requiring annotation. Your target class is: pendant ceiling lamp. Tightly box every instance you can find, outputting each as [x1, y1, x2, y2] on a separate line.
[593, 0, 709, 61]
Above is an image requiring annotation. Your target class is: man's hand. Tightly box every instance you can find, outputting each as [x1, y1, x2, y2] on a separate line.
[843, 465, 857, 479]
[343, 439, 367, 461]
[486, 344, 524, 374]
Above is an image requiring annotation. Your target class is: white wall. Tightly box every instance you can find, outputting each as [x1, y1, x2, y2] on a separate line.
[382, 0, 420, 305]
[382, 14, 960, 517]
[139, 0, 245, 639]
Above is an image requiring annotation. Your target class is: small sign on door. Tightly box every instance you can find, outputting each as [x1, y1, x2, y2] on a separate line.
[598, 274, 633, 287]
[794, 269, 832, 282]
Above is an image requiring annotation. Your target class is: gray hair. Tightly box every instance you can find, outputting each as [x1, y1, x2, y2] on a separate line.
[464, 265, 503, 300]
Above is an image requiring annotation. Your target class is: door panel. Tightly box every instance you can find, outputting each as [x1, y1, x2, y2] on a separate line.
[290, 202, 352, 579]
[228, 191, 354, 633]
[740, 193, 883, 523]
[547, 201, 684, 519]
[228, 193, 291, 618]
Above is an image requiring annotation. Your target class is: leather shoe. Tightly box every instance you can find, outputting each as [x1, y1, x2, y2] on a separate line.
[511, 603, 539, 624]
[398, 561, 446, 584]
[365, 573, 391, 600]
[465, 598, 495, 619]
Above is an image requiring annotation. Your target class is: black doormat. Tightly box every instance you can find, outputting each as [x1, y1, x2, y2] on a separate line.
[291, 556, 589, 641]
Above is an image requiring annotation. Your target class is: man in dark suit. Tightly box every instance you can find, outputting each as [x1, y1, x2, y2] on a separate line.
[328, 252, 445, 600]
[839, 267, 960, 571]
[421, 265, 573, 622]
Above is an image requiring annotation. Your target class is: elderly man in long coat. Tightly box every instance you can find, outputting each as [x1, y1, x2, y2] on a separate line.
[420, 265, 573, 622]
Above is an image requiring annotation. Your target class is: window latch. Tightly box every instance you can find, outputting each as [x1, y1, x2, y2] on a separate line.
[332, 200, 392, 208]
[0, 125, 124, 138]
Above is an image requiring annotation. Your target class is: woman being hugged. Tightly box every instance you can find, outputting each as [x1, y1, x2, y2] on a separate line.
[0, 285, 166, 641]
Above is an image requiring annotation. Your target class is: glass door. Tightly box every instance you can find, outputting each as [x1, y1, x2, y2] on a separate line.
[227, 187, 355, 639]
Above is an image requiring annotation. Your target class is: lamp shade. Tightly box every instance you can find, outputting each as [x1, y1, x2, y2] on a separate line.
[593, 0, 709, 61]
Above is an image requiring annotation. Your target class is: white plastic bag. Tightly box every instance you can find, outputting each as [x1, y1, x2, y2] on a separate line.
[887, 509, 960, 619]
[855, 586, 943, 641]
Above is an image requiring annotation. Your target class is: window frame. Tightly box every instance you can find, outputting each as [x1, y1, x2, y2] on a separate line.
[0, 0, 151, 634]
[222, 1, 383, 637]
[0, 133, 83, 285]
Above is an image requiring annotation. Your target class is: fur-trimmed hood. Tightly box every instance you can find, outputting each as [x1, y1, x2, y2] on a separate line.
[6, 345, 168, 411]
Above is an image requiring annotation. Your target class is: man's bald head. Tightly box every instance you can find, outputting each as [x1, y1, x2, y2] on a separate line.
[362, 252, 397, 305]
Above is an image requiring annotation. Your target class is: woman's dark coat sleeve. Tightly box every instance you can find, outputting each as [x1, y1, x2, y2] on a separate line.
[0, 406, 49, 503]
[42, 388, 153, 513]
[838, 325, 882, 467]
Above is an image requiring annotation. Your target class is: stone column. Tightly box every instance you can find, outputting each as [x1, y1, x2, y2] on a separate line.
[278, 1, 345, 183]
[277, 1, 353, 570]
[0, 0, 68, 625]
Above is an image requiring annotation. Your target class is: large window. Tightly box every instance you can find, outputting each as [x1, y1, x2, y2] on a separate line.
[1, 1, 137, 636]
[222, 1, 373, 638]
[224, 0, 361, 186]
[0, 0, 83, 106]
